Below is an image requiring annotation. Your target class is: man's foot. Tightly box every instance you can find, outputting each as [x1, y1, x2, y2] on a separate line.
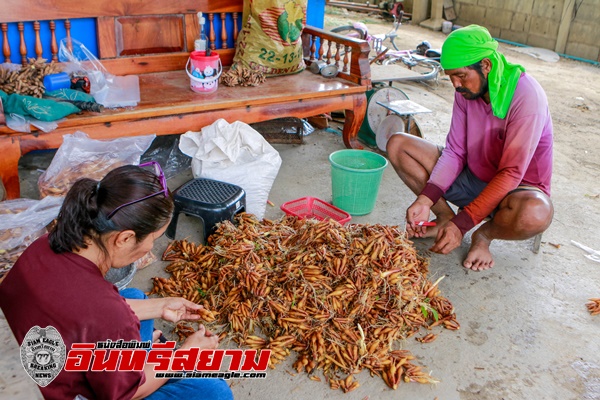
[463, 232, 494, 271]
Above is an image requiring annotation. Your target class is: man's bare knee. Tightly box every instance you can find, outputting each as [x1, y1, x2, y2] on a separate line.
[523, 195, 553, 232]
[386, 133, 414, 160]
[387, 133, 439, 167]
[510, 193, 553, 235]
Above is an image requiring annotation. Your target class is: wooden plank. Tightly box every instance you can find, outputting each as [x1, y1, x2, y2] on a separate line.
[97, 17, 117, 59]
[0, 136, 22, 200]
[99, 51, 236, 75]
[115, 15, 184, 56]
[185, 13, 200, 52]
[2, 0, 242, 23]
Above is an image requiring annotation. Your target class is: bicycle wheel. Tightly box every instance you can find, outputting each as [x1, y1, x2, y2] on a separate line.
[382, 57, 440, 82]
[330, 25, 366, 41]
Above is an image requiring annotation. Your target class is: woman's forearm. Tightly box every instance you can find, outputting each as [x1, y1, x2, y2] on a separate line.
[125, 298, 165, 320]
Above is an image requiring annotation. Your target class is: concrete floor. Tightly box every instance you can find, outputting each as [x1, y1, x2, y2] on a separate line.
[2, 91, 600, 399]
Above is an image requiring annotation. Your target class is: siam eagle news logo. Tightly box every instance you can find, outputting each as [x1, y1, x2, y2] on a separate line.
[20, 326, 66, 386]
[21, 326, 269, 386]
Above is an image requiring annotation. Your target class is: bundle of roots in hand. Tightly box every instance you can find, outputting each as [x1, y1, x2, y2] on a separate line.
[150, 213, 459, 392]
[0, 59, 63, 98]
[220, 64, 266, 87]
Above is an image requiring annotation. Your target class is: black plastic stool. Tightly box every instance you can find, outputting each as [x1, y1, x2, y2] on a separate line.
[166, 178, 246, 242]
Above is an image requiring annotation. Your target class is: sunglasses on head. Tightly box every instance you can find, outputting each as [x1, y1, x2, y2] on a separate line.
[106, 161, 169, 220]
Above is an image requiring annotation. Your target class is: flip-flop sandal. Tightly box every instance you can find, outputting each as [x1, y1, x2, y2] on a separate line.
[153, 328, 168, 343]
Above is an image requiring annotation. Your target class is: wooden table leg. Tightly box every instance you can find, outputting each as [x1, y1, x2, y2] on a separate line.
[0, 137, 23, 200]
[342, 94, 367, 149]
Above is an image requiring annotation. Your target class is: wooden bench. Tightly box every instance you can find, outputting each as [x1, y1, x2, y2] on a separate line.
[0, 0, 371, 200]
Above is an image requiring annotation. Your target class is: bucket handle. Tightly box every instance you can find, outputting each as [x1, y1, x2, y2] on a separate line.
[186, 58, 223, 83]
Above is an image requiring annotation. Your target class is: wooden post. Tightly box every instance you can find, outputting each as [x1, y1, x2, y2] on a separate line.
[220, 13, 228, 49]
[64, 19, 72, 53]
[50, 21, 58, 62]
[233, 12, 239, 42]
[1, 24, 10, 63]
[18, 22, 27, 65]
[34, 21, 42, 60]
[208, 13, 216, 50]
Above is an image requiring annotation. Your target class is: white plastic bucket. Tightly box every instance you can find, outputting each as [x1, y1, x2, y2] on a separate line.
[186, 51, 222, 94]
[442, 21, 453, 34]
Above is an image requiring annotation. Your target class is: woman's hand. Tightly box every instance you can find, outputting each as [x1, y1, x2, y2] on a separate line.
[180, 325, 219, 350]
[160, 297, 203, 323]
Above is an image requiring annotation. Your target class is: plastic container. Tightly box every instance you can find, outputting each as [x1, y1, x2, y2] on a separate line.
[43, 72, 71, 91]
[442, 21, 453, 34]
[281, 196, 351, 224]
[329, 149, 388, 215]
[186, 51, 222, 93]
[105, 263, 136, 290]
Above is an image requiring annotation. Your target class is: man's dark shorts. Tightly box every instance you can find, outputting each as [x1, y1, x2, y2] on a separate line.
[443, 167, 487, 208]
[437, 145, 546, 212]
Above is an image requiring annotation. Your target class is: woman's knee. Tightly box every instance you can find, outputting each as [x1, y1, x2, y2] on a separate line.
[119, 287, 147, 300]
[158, 378, 233, 400]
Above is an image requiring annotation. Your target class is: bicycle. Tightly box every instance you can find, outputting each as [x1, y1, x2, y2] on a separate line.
[330, 12, 403, 52]
[331, 18, 442, 83]
[380, 43, 441, 82]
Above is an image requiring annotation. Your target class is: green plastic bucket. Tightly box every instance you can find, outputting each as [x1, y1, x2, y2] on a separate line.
[329, 149, 388, 215]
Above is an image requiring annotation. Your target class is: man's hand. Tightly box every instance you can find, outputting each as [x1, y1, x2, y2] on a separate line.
[181, 325, 219, 350]
[160, 297, 203, 323]
[430, 221, 463, 254]
[406, 195, 434, 237]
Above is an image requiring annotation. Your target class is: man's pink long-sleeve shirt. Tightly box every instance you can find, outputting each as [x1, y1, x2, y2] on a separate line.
[421, 73, 553, 234]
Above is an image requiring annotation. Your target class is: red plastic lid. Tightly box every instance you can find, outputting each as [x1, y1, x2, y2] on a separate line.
[190, 50, 220, 61]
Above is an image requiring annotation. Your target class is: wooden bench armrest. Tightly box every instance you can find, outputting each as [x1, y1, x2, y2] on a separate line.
[302, 26, 371, 87]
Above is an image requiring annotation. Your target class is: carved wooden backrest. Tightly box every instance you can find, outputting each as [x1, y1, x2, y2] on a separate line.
[1, 0, 243, 74]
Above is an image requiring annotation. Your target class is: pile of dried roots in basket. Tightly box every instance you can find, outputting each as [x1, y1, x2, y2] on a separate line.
[149, 213, 459, 392]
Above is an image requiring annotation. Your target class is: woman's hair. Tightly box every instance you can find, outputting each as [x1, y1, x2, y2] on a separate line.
[49, 165, 174, 253]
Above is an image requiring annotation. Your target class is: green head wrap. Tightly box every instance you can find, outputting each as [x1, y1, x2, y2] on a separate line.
[441, 25, 525, 119]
